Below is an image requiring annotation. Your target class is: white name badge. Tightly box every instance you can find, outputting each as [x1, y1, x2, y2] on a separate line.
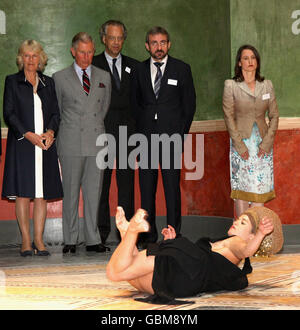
[262, 93, 270, 100]
[125, 66, 131, 74]
[168, 79, 178, 86]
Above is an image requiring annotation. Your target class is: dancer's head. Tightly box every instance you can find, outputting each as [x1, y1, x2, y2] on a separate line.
[229, 206, 284, 256]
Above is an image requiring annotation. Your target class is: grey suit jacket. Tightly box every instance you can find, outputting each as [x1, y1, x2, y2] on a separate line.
[53, 64, 111, 156]
[223, 79, 279, 156]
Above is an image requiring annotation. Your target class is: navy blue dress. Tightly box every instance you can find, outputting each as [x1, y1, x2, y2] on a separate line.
[2, 71, 63, 200]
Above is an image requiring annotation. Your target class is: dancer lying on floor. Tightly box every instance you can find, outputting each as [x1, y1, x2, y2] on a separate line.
[106, 206, 281, 304]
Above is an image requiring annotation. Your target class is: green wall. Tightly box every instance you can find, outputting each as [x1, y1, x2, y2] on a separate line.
[1, 0, 299, 126]
[0, 0, 231, 124]
[231, 0, 300, 117]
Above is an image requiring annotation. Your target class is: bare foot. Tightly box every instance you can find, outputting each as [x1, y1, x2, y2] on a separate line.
[115, 206, 129, 238]
[128, 209, 150, 233]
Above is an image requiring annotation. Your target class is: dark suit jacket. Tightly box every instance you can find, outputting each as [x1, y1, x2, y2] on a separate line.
[92, 52, 139, 136]
[132, 55, 196, 137]
[2, 70, 63, 199]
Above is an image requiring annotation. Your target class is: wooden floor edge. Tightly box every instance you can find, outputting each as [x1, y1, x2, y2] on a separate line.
[1, 117, 300, 137]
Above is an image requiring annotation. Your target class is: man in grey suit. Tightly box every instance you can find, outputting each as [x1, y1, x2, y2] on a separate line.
[53, 32, 111, 254]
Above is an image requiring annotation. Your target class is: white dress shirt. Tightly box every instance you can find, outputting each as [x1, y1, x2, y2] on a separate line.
[150, 55, 168, 89]
[73, 62, 92, 85]
[104, 52, 122, 80]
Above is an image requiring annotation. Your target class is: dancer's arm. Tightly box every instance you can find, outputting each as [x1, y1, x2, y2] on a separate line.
[161, 225, 177, 240]
[228, 217, 274, 259]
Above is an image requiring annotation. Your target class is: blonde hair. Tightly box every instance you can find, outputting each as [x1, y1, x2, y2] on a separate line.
[16, 39, 48, 72]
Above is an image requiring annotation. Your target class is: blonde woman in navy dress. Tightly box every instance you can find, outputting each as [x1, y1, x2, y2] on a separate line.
[2, 40, 63, 256]
[223, 45, 279, 217]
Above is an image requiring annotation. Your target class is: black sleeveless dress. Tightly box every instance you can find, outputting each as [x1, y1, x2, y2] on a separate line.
[139, 236, 251, 304]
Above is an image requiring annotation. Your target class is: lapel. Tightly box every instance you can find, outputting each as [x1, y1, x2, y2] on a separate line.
[65, 64, 87, 97]
[143, 58, 154, 98]
[237, 80, 264, 98]
[89, 65, 98, 96]
[101, 52, 123, 93]
[17, 70, 47, 91]
[99, 52, 111, 73]
[37, 72, 47, 92]
[120, 55, 129, 92]
[254, 80, 265, 97]
[157, 55, 172, 99]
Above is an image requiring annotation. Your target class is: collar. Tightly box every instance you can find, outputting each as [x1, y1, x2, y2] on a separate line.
[17, 70, 47, 89]
[73, 61, 92, 77]
[150, 55, 168, 68]
[104, 51, 122, 64]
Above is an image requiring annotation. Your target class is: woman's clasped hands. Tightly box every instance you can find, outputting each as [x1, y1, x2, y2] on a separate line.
[24, 129, 54, 150]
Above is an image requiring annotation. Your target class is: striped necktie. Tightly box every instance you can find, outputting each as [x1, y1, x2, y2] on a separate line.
[82, 69, 90, 95]
[154, 62, 164, 98]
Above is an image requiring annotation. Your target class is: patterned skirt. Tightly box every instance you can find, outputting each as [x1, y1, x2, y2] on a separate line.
[230, 123, 275, 203]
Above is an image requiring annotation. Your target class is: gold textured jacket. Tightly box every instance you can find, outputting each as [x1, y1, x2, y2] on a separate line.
[222, 79, 279, 156]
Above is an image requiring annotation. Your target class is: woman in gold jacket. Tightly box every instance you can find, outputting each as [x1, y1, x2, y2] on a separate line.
[223, 45, 279, 217]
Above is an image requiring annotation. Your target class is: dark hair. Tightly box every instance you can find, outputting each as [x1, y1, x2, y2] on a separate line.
[145, 26, 170, 44]
[99, 20, 127, 43]
[233, 44, 264, 82]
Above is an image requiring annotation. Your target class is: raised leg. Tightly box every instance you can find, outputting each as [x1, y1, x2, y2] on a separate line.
[106, 208, 153, 282]
[115, 206, 130, 239]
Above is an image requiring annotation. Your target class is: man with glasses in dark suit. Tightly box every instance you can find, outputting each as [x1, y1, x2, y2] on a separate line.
[93, 20, 139, 246]
[132, 26, 196, 248]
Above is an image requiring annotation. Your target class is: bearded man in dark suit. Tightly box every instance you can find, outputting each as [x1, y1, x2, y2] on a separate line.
[132, 26, 196, 247]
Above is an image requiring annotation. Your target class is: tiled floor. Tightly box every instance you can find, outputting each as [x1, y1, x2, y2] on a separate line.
[0, 243, 113, 268]
[1, 243, 300, 310]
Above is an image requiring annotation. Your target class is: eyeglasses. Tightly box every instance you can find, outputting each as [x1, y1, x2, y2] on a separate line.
[149, 40, 169, 47]
[23, 54, 39, 60]
[106, 35, 124, 42]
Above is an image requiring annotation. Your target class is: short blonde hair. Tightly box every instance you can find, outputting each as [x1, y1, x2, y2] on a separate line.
[16, 39, 48, 72]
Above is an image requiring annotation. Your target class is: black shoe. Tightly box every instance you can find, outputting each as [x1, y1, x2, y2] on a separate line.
[86, 243, 110, 253]
[32, 242, 51, 256]
[20, 250, 33, 257]
[62, 244, 76, 254]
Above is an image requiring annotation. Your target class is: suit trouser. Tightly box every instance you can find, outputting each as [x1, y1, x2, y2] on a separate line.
[97, 123, 135, 243]
[97, 165, 135, 243]
[59, 155, 103, 245]
[138, 137, 182, 243]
